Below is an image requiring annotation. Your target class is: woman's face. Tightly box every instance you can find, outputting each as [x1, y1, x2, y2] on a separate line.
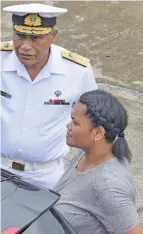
[66, 102, 95, 150]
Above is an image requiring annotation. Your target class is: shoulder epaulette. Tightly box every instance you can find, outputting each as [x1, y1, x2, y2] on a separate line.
[62, 50, 90, 67]
[0, 42, 13, 51]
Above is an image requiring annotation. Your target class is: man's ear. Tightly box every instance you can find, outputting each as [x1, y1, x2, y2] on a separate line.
[51, 28, 58, 39]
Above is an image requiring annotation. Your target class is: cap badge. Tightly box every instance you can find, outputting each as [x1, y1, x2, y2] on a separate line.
[24, 13, 42, 26]
[55, 90, 61, 97]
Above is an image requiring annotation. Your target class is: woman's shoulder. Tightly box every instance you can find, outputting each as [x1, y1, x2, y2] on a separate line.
[91, 157, 136, 197]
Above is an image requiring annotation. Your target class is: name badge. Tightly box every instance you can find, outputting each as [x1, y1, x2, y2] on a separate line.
[1, 90, 12, 99]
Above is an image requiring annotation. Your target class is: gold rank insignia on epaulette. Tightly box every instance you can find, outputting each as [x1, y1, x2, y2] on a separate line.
[62, 50, 90, 67]
[0, 42, 13, 51]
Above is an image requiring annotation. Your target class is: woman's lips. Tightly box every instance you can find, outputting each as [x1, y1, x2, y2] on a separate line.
[66, 132, 72, 138]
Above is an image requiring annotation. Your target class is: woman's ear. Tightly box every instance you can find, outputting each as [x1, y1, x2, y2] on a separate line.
[94, 126, 105, 142]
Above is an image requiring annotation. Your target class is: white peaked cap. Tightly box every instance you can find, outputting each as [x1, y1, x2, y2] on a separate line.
[3, 3, 68, 18]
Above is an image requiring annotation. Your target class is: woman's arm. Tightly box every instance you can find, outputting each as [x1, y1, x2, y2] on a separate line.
[125, 224, 143, 234]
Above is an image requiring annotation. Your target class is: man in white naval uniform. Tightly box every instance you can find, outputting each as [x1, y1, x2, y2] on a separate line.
[1, 3, 98, 189]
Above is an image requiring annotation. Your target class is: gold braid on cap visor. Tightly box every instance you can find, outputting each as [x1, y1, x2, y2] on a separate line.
[14, 25, 52, 35]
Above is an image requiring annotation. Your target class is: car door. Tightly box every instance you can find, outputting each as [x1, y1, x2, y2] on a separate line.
[23, 208, 77, 234]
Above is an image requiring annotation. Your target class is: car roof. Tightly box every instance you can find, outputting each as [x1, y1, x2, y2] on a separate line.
[1, 168, 60, 232]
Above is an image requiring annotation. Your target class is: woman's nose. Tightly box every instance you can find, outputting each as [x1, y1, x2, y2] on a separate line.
[66, 121, 72, 129]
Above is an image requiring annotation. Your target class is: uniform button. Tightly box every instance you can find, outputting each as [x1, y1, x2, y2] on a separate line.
[17, 149, 23, 154]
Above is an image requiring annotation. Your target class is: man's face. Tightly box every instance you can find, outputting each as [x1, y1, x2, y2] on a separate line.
[13, 30, 57, 67]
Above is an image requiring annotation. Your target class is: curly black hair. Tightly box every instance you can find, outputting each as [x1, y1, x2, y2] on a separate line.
[79, 90, 132, 163]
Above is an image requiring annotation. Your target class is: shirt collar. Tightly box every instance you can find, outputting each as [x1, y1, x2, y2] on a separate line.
[46, 44, 66, 75]
[2, 44, 67, 75]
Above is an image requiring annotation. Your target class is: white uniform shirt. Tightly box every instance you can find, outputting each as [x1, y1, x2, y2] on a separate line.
[1, 44, 97, 186]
